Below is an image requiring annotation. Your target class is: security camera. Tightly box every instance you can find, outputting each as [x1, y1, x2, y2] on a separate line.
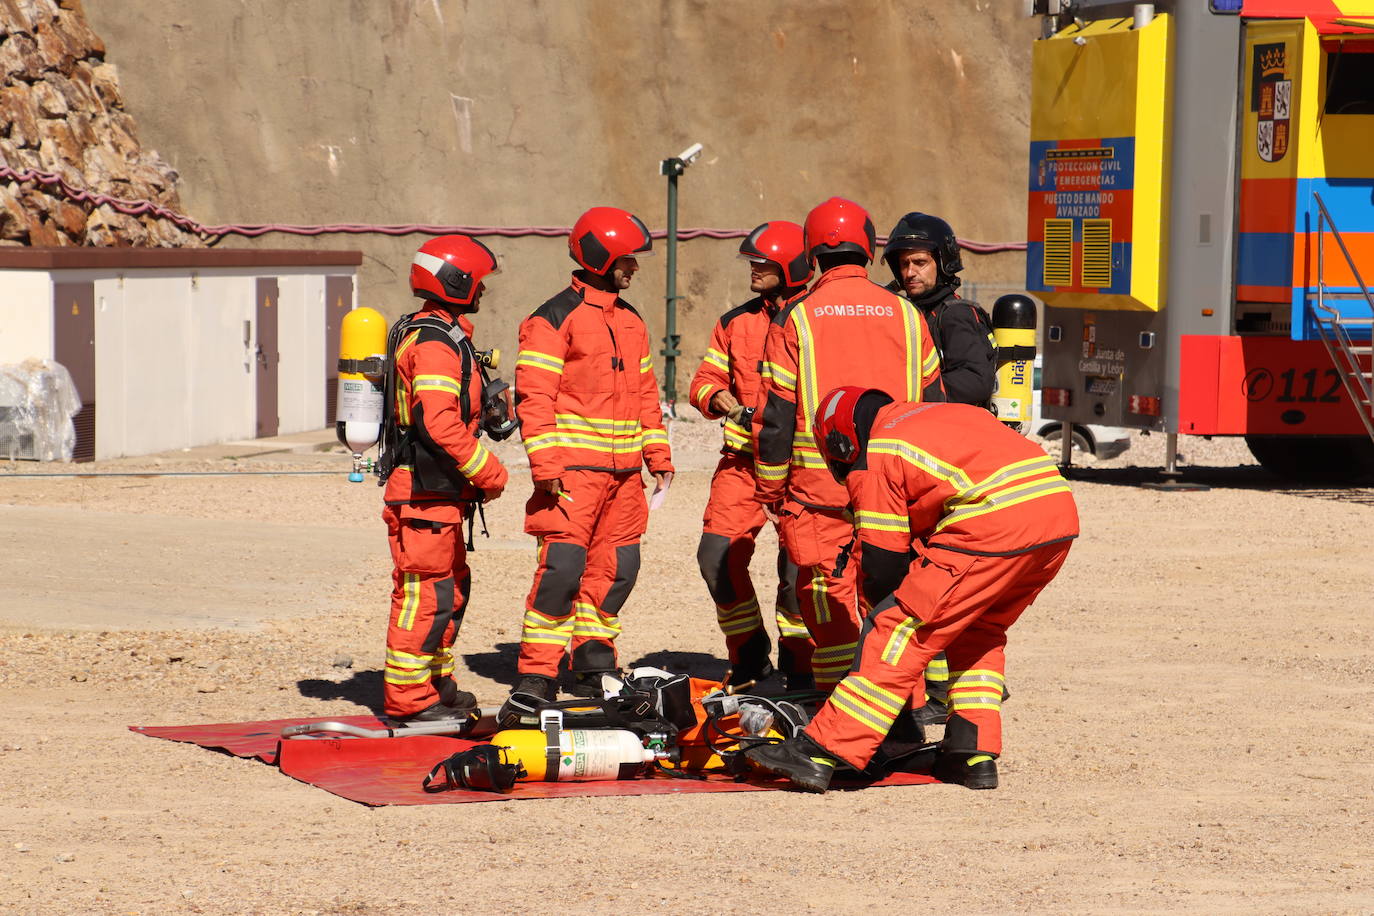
[678, 143, 703, 165]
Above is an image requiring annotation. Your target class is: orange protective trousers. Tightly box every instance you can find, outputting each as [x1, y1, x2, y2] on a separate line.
[777, 504, 861, 690]
[382, 505, 473, 718]
[518, 469, 647, 678]
[805, 541, 1072, 770]
[698, 451, 813, 677]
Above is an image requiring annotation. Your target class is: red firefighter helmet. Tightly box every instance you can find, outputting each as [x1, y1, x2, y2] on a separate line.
[803, 197, 877, 265]
[738, 220, 812, 287]
[410, 235, 500, 309]
[815, 386, 894, 480]
[569, 207, 654, 275]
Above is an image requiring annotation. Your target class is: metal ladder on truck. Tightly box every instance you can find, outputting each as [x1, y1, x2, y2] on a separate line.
[1311, 192, 1374, 447]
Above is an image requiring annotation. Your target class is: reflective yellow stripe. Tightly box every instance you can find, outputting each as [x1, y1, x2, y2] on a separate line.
[521, 606, 574, 648]
[640, 355, 654, 373]
[693, 383, 716, 405]
[775, 604, 810, 640]
[723, 420, 752, 452]
[398, 573, 421, 630]
[526, 434, 645, 455]
[869, 439, 972, 489]
[855, 510, 910, 534]
[457, 443, 493, 478]
[641, 428, 669, 447]
[395, 329, 421, 361]
[829, 675, 904, 733]
[704, 348, 729, 371]
[938, 477, 1070, 532]
[790, 306, 823, 461]
[879, 617, 921, 666]
[806, 567, 830, 626]
[554, 413, 641, 433]
[763, 361, 797, 392]
[413, 374, 462, 394]
[717, 598, 763, 636]
[516, 350, 565, 373]
[757, 462, 789, 481]
[571, 601, 621, 639]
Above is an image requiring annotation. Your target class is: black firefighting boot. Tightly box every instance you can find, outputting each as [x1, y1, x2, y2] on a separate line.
[570, 670, 617, 698]
[435, 678, 478, 711]
[934, 712, 998, 789]
[725, 630, 775, 690]
[932, 752, 999, 790]
[398, 700, 477, 723]
[744, 733, 838, 794]
[911, 696, 949, 727]
[510, 674, 556, 703]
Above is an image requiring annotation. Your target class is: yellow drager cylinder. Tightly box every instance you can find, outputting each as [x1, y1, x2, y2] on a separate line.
[335, 306, 387, 455]
[991, 294, 1037, 425]
[490, 728, 656, 782]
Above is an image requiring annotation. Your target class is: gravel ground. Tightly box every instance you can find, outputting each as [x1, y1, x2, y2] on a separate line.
[1, 419, 1372, 914]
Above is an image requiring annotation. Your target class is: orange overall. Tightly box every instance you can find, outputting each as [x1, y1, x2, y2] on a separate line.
[381, 306, 508, 717]
[804, 402, 1079, 769]
[689, 297, 812, 679]
[755, 264, 943, 689]
[515, 276, 674, 678]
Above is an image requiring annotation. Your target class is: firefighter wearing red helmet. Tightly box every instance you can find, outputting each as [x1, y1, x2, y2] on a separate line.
[687, 221, 815, 690]
[754, 197, 944, 692]
[379, 234, 509, 722]
[882, 212, 996, 407]
[511, 206, 675, 700]
[746, 388, 1078, 793]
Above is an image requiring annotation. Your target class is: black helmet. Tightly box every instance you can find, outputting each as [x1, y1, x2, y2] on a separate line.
[882, 212, 963, 288]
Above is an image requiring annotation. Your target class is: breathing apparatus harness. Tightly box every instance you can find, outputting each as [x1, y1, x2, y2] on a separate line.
[376, 309, 519, 547]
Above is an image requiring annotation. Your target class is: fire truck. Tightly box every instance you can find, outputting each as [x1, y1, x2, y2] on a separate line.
[1026, 0, 1374, 480]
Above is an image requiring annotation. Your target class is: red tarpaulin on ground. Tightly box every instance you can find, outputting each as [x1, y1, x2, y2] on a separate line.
[131, 716, 937, 806]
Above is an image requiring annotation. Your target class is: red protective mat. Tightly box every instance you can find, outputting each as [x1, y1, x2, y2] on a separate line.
[131, 716, 937, 806]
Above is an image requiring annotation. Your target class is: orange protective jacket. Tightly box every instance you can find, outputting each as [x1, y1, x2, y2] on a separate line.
[755, 264, 944, 510]
[383, 305, 508, 522]
[851, 401, 1079, 559]
[515, 276, 674, 480]
[687, 296, 780, 454]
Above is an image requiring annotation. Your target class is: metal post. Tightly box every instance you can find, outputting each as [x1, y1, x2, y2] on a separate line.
[662, 167, 681, 410]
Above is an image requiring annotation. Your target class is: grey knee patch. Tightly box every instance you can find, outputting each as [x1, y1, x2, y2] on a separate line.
[603, 544, 641, 615]
[697, 533, 737, 604]
[534, 542, 587, 614]
[421, 576, 456, 653]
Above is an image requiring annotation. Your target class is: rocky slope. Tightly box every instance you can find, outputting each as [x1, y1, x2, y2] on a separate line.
[0, 0, 200, 246]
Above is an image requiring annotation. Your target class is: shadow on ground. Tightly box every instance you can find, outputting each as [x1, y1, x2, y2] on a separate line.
[1064, 465, 1374, 504]
[297, 670, 383, 712]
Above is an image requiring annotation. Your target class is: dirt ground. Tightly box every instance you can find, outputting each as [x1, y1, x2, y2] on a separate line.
[1, 421, 1372, 915]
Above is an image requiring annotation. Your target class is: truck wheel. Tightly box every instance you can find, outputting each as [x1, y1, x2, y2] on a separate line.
[1244, 435, 1374, 483]
[1041, 423, 1094, 455]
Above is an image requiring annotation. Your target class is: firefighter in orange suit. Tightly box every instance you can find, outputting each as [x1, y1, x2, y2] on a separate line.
[747, 389, 1078, 792]
[381, 235, 509, 721]
[688, 221, 814, 690]
[755, 197, 944, 691]
[512, 207, 674, 701]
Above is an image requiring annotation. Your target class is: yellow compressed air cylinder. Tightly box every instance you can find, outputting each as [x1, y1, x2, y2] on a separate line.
[335, 307, 388, 454]
[991, 294, 1037, 425]
[490, 728, 656, 782]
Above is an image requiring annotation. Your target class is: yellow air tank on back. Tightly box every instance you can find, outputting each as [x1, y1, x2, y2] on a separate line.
[335, 306, 387, 482]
